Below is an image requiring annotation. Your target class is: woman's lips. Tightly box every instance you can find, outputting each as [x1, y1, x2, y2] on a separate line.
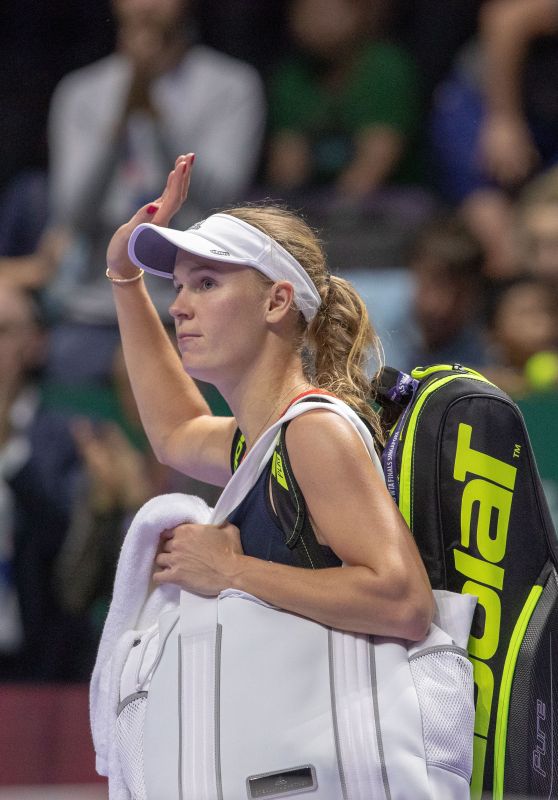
[177, 333, 201, 348]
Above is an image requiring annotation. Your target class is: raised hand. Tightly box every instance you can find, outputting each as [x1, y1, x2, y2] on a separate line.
[106, 153, 194, 278]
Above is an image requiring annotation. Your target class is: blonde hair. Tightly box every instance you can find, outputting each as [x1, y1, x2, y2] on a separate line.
[223, 205, 384, 441]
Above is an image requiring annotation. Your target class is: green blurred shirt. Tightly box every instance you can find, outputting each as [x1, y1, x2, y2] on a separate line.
[269, 41, 422, 185]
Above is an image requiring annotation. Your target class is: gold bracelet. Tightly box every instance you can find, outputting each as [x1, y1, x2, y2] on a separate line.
[105, 267, 144, 284]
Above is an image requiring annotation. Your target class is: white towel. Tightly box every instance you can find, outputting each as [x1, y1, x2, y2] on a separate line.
[89, 492, 212, 798]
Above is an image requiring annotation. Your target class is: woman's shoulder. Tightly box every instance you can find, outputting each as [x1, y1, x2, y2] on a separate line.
[282, 406, 386, 526]
[284, 405, 375, 473]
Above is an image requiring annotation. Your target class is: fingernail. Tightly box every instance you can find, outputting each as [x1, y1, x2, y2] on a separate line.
[190, 153, 196, 165]
[146, 205, 158, 214]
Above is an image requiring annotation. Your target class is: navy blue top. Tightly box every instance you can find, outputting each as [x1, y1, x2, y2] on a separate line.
[228, 460, 341, 568]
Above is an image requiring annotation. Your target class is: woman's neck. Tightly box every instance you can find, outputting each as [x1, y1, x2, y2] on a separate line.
[219, 356, 313, 450]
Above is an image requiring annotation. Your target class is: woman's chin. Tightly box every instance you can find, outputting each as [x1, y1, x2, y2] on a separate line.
[182, 360, 216, 384]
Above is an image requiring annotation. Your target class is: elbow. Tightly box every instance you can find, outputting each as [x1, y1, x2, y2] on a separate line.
[399, 587, 435, 642]
[148, 435, 170, 467]
[153, 446, 170, 467]
[378, 568, 434, 641]
[151, 429, 183, 469]
[152, 438, 184, 471]
[358, 568, 435, 640]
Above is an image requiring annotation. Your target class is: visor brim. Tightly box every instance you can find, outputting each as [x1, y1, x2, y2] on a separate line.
[128, 223, 251, 279]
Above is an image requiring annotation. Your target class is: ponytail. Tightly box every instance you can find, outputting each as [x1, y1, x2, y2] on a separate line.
[223, 204, 384, 441]
[307, 274, 384, 442]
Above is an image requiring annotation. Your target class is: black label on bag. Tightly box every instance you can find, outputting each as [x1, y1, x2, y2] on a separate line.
[247, 765, 317, 798]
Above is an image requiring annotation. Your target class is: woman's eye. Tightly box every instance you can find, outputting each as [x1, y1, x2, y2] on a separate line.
[200, 277, 216, 290]
[173, 283, 182, 295]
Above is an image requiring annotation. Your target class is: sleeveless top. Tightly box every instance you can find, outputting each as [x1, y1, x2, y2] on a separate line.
[227, 391, 342, 569]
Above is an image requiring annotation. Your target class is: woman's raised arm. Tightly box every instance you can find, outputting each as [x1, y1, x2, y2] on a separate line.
[106, 154, 236, 486]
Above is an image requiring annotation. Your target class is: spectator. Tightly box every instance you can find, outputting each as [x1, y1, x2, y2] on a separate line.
[429, 0, 558, 278]
[41, 0, 265, 382]
[514, 166, 558, 288]
[0, 282, 95, 681]
[405, 214, 490, 370]
[484, 277, 558, 395]
[265, 0, 422, 201]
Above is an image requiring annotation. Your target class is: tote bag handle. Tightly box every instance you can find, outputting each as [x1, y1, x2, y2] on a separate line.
[180, 395, 380, 623]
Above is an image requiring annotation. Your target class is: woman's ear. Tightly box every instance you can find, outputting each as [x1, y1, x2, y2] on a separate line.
[265, 281, 295, 323]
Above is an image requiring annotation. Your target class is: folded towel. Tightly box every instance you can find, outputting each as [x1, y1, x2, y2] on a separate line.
[89, 492, 212, 798]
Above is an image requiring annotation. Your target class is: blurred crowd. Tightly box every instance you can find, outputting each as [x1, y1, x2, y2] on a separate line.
[1, 0, 558, 681]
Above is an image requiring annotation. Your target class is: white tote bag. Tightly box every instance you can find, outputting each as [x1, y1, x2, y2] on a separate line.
[115, 398, 477, 800]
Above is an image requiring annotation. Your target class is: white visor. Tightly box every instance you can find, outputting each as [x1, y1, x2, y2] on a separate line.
[128, 213, 322, 322]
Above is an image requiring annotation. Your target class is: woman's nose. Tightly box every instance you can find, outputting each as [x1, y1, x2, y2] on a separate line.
[169, 289, 193, 320]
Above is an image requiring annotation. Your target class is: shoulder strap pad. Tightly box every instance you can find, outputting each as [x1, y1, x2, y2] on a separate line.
[270, 422, 329, 569]
[269, 395, 376, 570]
[230, 428, 246, 474]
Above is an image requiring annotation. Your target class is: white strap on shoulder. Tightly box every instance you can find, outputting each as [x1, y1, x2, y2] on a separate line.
[210, 394, 381, 526]
[180, 396, 380, 622]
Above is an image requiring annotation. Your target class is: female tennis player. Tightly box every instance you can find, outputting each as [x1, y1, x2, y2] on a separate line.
[105, 152, 433, 638]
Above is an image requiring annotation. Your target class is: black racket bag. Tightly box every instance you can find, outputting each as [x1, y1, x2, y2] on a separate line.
[376, 363, 558, 800]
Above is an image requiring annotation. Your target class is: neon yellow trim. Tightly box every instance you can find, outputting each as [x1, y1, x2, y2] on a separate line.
[411, 364, 489, 381]
[233, 434, 246, 471]
[411, 364, 457, 380]
[399, 375, 455, 524]
[471, 735, 488, 800]
[398, 373, 492, 525]
[493, 584, 543, 800]
[271, 451, 288, 490]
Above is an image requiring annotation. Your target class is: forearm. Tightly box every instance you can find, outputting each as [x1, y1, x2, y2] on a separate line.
[227, 555, 432, 640]
[111, 278, 210, 460]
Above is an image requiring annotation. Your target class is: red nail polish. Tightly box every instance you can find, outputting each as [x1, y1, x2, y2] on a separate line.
[190, 153, 196, 165]
[146, 205, 158, 214]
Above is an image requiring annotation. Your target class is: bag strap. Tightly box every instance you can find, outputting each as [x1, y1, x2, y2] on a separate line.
[230, 427, 246, 473]
[228, 390, 336, 475]
[229, 394, 380, 569]
[269, 397, 378, 569]
[271, 421, 330, 569]
[211, 395, 380, 527]
[180, 396, 381, 617]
